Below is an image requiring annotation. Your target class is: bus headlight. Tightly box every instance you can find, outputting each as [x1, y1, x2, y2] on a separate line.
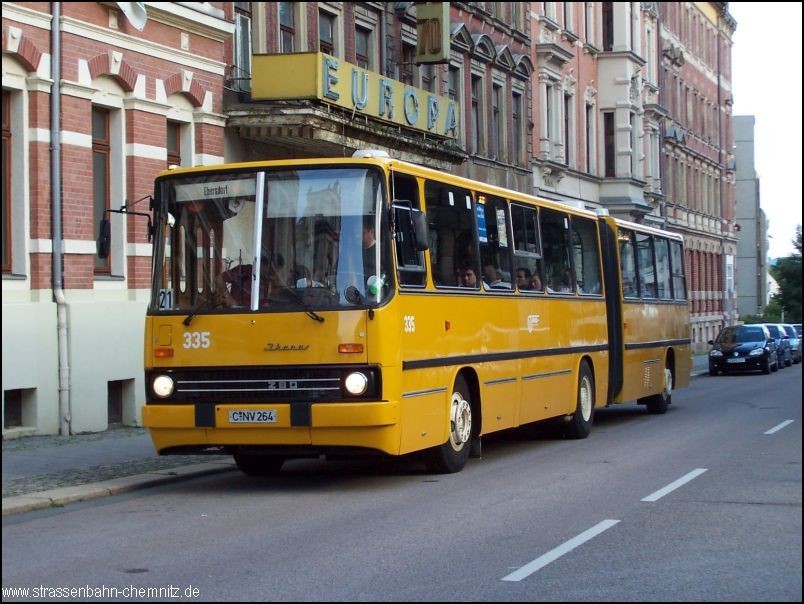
[152, 375, 175, 398]
[344, 372, 369, 395]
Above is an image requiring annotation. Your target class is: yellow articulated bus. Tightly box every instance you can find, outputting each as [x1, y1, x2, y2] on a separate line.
[132, 152, 690, 475]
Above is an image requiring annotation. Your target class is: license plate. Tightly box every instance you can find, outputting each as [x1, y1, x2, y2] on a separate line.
[229, 409, 277, 423]
[726, 358, 746, 364]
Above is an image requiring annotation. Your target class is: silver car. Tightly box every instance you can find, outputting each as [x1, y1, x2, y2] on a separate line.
[782, 324, 801, 364]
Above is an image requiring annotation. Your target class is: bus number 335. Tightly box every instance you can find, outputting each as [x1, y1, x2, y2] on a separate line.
[183, 331, 211, 349]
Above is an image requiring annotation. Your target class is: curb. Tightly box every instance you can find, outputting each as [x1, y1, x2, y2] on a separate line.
[2, 460, 236, 517]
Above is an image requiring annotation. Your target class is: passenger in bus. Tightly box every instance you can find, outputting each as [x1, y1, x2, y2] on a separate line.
[217, 253, 285, 307]
[555, 268, 574, 293]
[515, 267, 539, 291]
[483, 265, 511, 289]
[641, 282, 658, 298]
[362, 216, 377, 278]
[295, 265, 323, 288]
[578, 278, 601, 295]
[459, 265, 479, 288]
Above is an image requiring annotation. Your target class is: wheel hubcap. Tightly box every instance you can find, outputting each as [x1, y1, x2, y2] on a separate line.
[663, 367, 673, 399]
[449, 392, 472, 451]
[580, 375, 593, 421]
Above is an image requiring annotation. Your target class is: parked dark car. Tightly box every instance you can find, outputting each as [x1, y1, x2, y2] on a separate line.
[782, 324, 801, 364]
[708, 324, 778, 375]
[761, 323, 793, 368]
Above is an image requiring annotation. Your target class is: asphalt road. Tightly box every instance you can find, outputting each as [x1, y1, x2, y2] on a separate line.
[3, 364, 801, 602]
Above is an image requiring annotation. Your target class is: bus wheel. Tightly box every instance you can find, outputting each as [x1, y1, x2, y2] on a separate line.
[564, 361, 594, 439]
[645, 364, 672, 414]
[426, 376, 473, 474]
[233, 453, 285, 476]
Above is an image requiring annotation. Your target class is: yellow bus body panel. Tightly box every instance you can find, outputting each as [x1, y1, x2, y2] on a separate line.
[614, 301, 691, 404]
[392, 292, 610, 453]
[147, 311, 367, 367]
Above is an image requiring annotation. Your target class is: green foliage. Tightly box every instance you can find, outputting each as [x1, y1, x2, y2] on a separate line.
[768, 226, 802, 323]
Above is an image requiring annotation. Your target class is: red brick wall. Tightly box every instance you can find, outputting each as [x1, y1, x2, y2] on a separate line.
[3, 2, 228, 292]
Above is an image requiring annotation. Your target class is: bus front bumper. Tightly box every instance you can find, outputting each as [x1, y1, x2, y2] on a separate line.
[141, 401, 400, 455]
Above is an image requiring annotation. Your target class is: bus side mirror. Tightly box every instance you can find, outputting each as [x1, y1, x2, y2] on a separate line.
[410, 208, 430, 251]
[97, 218, 111, 259]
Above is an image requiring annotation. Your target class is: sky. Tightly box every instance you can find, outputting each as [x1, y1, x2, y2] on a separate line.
[728, 2, 803, 259]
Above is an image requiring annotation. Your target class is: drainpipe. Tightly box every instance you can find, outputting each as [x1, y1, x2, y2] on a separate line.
[51, 2, 71, 436]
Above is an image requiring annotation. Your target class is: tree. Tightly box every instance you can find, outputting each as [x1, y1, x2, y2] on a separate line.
[767, 226, 802, 323]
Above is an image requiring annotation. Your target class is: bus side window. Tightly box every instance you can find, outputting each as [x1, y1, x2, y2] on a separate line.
[511, 203, 543, 291]
[670, 240, 687, 300]
[570, 216, 602, 295]
[391, 172, 427, 287]
[425, 181, 478, 288]
[636, 232, 657, 298]
[619, 229, 638, 299]
[654, 237, 673, 299]
[540, 208, 573, 293]
[478, 195, 513, 290]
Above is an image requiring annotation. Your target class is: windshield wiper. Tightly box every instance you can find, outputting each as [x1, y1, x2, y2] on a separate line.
[279, 287, 325, 323]
[183, 297, 225, 326]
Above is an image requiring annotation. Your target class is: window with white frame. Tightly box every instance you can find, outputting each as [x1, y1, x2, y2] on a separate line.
[448, 63, 463, 146]
[603, 111, 615, 177]
[471, 73, 485, 155]
[91, 78, 126, 279]
[563, 2, 574, 31]
[563, 92, 573, 166]
[234, 2, 252, 91]
[278, 2, 295, 53]
[354, 8, 379, 71]
[492, 81, 504, 160]
[93, 106, 112, 274]
[585, 2, 595, 45]
[318, 9, 337, 56]
[166, 121, 182, 168]
[512, 90, 523, 165]
[585, 102, 595, 174]
[400, 42, 416, 85]
[355, 25, 371, 69]
[421, 63, 436, 93]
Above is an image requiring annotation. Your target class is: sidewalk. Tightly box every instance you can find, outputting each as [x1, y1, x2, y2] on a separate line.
[2, 358, 711, 517]
[2, 428, 234, 516]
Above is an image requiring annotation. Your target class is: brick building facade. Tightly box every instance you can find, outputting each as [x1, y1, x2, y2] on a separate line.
[2, 2, 231, 435]
[2, 2, 736, 436]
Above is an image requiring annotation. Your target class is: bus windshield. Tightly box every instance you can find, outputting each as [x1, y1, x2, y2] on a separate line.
[151, 167, 389, 314]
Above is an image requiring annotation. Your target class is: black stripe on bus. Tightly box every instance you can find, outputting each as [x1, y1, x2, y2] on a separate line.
[402, 344, 609, 371]
[624, 338, 691, 350]
[401, 387, 448, 398]
[522, 369, 572, 380]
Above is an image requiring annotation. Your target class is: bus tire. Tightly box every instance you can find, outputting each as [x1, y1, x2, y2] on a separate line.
[426, 375, 473, 474]
[644, 364, 672, 414]
[233, 453, 285, 476]
[564, 361, 594, 439]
